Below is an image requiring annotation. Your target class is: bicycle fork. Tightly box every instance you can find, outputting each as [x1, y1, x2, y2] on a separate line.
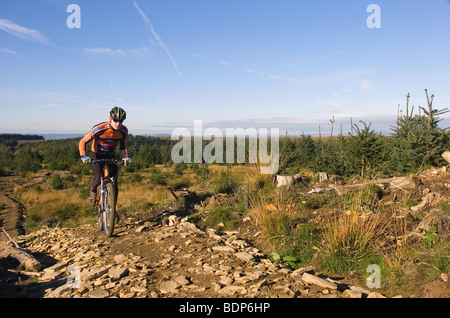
[99, 165, 111, 212]
[99, 178, 106, 211]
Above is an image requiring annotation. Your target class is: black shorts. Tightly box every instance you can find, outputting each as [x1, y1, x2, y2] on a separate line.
[91, 152, 119, 194]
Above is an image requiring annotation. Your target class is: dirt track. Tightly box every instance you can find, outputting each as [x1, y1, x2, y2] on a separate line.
[1, 207, 393, 299]
[1, 167, 449, 298]
[0, 193, 24, 242]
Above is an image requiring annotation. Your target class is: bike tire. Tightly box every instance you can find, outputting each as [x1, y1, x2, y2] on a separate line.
[103, 182, 116, 237]
[94, 190, 104, 232]
[97, 207, 104, 231]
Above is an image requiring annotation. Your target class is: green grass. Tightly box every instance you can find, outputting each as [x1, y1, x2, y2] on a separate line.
[273, 223, 320, 268]
[203, 206, 242, 230]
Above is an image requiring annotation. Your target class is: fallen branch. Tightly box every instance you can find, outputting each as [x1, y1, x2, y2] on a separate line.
[389, 182, 407, 192]
[1, 227, 42, 272]
[2, 227, 20, 249]
[0, 242, 42, 272]
[303, 175, 417, 196]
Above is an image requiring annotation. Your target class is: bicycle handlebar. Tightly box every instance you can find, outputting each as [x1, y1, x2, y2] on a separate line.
[88, 159, 126, 166]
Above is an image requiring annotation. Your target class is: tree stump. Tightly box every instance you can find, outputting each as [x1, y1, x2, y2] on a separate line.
[442, 151, 450, 164]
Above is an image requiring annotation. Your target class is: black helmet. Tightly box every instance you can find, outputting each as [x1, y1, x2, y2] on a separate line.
[110, 107, 126, 122]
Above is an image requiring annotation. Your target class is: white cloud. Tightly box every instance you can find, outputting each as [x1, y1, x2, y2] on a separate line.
[83, 41, 154, 57]
[361, 80, 372, 91]
[0, 18, 49, 44]
[132, 0, 182, 78]
[128, 44, 153, 56]
[268, 75, 283, 80]
[1, 48, 17, 55]
[83, 48, 125, 55]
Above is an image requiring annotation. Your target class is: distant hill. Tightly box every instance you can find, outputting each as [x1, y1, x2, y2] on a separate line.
[0, 133, 44, 141]
[0, 134, 45, 147]
[42, 134, 83, 140]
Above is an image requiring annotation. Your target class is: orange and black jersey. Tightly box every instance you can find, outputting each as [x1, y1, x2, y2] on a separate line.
[79, 121, 128, 156]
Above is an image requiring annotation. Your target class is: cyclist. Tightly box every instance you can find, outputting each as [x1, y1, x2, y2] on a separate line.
[79, 107, 131, 207]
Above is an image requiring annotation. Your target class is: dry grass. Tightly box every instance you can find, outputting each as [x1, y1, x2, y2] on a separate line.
[20, 188, 83, 214]
[324, 211, 384, 251]
[320, 210, 387, 274]
[18, 186, 95, 229]
[248, 190, 299, 240]
[118, 183, 175, 212]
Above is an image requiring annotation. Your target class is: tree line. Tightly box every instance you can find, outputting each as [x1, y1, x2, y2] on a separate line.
[1, 93, 448, 179]
[279, 95, 449, 177]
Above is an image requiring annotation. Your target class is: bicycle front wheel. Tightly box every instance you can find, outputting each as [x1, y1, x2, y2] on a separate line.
[103, 182, 116, 237]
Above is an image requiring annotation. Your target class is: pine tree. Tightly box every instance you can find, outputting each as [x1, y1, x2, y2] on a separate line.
[349, 121, 385, 179]
[389, 90, 449, 173]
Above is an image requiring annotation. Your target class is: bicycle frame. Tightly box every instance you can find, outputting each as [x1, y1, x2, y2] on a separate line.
[91, 159, 124, 237]
[98, 164, 118, 211]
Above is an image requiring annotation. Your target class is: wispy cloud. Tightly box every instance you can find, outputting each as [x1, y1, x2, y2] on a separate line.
[83, 40, 154, 57]
[195, 51, 286, 81]
[33, 90, 89, 104]
[194, 51, 237, 69]
[83, 48, 125, 56]
[0, 18, 50, 44]
[132, 0, 182, 78]
[281, 48, 351, 68]
[1, 47, 29, 61]
[207, 51, 237, 69]
[128, 42, 154, 56]
[1, 48, 17, 55]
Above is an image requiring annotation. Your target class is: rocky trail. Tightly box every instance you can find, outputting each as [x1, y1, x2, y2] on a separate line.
[2, 161, 450, 299]
[0, 205, 389, 299]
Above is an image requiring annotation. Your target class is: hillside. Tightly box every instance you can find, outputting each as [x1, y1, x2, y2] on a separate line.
[1, 207, 390, 299]
[1, 162, 449, 299]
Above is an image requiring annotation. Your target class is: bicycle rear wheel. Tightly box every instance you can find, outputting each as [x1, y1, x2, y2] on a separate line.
[103, 182, 116, 237]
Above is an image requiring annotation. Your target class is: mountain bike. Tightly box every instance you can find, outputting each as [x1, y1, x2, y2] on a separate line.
[90, 159, 125, 237]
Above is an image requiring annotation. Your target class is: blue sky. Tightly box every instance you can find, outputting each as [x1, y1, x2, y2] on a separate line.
[1, 0, 449, 136]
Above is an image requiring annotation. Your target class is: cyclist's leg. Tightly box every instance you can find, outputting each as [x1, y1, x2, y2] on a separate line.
[90, 153, 103, 206]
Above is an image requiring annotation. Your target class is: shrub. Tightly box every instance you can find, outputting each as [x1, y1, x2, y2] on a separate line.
[249, 191, 298, 241]
[12, 146, 42, 172]
[321, 212, 384, 274]
[24, 213, 42, 232]
[47, 174, 64, 190]
[438, 200, 450, 216]
[190, 163, 210, 179]
[275, 223, 320, 268]
[204, 206, 236, 230]
[213, 170, 240, 194]
[349, 121, 386, 179]
[129, 173, 142, 183]
[173, 162, 188, 175]
[149, 172, 167, 185]
[78, 186, 90, 199]
[389, 91, 449, 173]
[54, 204, 78, 222]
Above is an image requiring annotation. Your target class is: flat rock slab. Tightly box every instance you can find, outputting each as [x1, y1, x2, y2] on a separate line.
[302, 273, 338, 290]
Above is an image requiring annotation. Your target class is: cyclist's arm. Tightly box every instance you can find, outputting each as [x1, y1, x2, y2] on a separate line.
[79, 132, 92, 157]
[79, 122, 106, 156]
[119, 126, 129, 158]
[79, 129, 98, 157]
